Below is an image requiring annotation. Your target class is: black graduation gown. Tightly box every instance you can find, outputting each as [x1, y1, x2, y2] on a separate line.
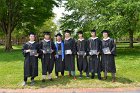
[39, 40, 56, 75]
[64, 38, 76, 71]
[22, 42, 39, 78]
[55, 42, 65, 72]
[88, 38, 101, 73]
[101, 38, 116, 73]
[76, 39, 88, 72]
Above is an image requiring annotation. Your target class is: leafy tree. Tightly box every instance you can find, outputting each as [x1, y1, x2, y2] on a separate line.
[0, 0, 60, 51]
[60, 0, 140, 48]
[38, 17, 57, 39]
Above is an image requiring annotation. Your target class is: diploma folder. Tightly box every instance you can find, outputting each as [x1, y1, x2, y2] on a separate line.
[43, 48, 52, 54]
[57, 50, 62, 55]
[65, 50, 72, 55]
[102, 47, 111, 54]
[30, 50, 37, 56]
[78, 51, 85, 55]
[90, 50, 98, 55]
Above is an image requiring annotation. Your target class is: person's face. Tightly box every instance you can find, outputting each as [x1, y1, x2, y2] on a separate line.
[65, 33, 70, 38]
[56, 36, 62, 41]
[44, 35, 50, 40]
[91, 32, 96, 37]
[29, 35, 35, 41]
[78, 34, 83, 38]
[103, 32, 108, 38]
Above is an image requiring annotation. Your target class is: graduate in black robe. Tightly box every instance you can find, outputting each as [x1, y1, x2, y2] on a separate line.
[22, 32, 39, 86]
[64, 30, 76, 80]
[76, 31, 89, 78]
[87, 29, 102, 80]
[39, 32, 56, 82]
[55, 33, 65, 78]
[101, 30, 116, 82]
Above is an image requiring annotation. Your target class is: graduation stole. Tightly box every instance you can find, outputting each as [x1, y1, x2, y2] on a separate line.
[26, 42, 33, 49]
[77, 40, 82, 51]
[55, 41, 64, 61]
[89, 38, 98, 50]
[42, 40, 52, 50]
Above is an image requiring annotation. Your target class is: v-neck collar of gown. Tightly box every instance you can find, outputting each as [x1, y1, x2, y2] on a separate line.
[65, 37, 71, 40]
[78, 38, 84, 41]
[44, 39, 50, 42]
[91, 37, 98, 40]
[28, 41, 35, 44]
[103, 37, 110, 41]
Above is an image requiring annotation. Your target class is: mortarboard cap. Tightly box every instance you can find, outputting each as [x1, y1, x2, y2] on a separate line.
[55, 33, 62, 37]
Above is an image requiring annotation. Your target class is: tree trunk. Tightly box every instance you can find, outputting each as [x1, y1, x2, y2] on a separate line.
[129, 30, 134, 48]
[5, 28, 13, 52]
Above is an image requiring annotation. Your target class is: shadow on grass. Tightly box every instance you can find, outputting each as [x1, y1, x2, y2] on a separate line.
[73, 74, 133, 84]
[0, 48, 24, 63]
[101, 76, 133, 84]
[28, 75, 134, 88]
[116, 45, 140, 60]
[32, 75, 72, 88]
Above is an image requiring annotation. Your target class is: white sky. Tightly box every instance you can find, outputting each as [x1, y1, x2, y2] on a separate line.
[53, 6, 65, 25]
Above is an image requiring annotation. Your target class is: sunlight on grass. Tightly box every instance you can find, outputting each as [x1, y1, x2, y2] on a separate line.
[0, 43, 140, 88]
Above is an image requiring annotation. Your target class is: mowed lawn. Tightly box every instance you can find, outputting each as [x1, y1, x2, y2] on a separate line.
[0, 43, 140, 89]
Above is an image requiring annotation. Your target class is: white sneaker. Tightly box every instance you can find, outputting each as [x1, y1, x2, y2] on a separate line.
[22, 81, 26, 86]
[56, 76, 58, 78]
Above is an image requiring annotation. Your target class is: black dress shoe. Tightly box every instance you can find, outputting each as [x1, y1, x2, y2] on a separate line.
[79, 74, 82, 78]
[91, 76, 94, 79]
[98, 77, 102, 80]
[86, 74, 90, 78]
[49, 78, 53, 81]
[30, 80, 35, 86]
[42, 79, 45, 82]
[103, 76, 107, 80]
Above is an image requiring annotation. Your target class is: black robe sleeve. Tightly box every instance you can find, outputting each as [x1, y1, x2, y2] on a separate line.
[98, 39, 102, 55]
[110, 39, 116, 56]
[85, 40, 89, 54]
[36, 42, 40, 57]
[71, 39, 76, 55]
[86, 39, 90, 55]
[38, 41, 43, 58]
[75, 40, 78, 53]
[51, 41, 56, 55]
[22, 43, 28, 57]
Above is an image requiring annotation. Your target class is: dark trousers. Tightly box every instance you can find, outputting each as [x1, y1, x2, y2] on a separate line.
[80, 71, 89, 76]
[91, 71, 101, 79]
[24, 76, 34, 82]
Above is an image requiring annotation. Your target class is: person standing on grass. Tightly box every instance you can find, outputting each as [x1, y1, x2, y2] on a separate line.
[55, 33, 65, 78]
[22, 32, 39, 86]
[39, 32, 56, 82]
[101, 30, 116, 82]
[64, 30, 77, 80]
[76, 31, 89, 78]
[87, 29, 102, 80]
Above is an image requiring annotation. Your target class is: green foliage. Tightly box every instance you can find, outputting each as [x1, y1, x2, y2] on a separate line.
[60, 0, 140, 38]
[0, 0, 60, 51]
[0, 0, 59, 34]
[38, 17, 57, 39]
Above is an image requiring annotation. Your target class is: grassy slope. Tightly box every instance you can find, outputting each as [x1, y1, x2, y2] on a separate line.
[0, 43, 140, 89]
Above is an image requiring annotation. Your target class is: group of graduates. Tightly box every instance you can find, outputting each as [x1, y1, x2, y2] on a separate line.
[22, 29, 116, 86]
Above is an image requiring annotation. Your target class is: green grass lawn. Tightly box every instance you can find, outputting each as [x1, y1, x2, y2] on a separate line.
[0, 43, 140, 89]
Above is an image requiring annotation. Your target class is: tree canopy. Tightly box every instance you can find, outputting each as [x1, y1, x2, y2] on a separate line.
[60, 0, 140, 47]
[0, 0, 60, 51]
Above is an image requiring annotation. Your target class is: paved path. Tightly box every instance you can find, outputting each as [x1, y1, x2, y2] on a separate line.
[0, 88, 140, 93]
